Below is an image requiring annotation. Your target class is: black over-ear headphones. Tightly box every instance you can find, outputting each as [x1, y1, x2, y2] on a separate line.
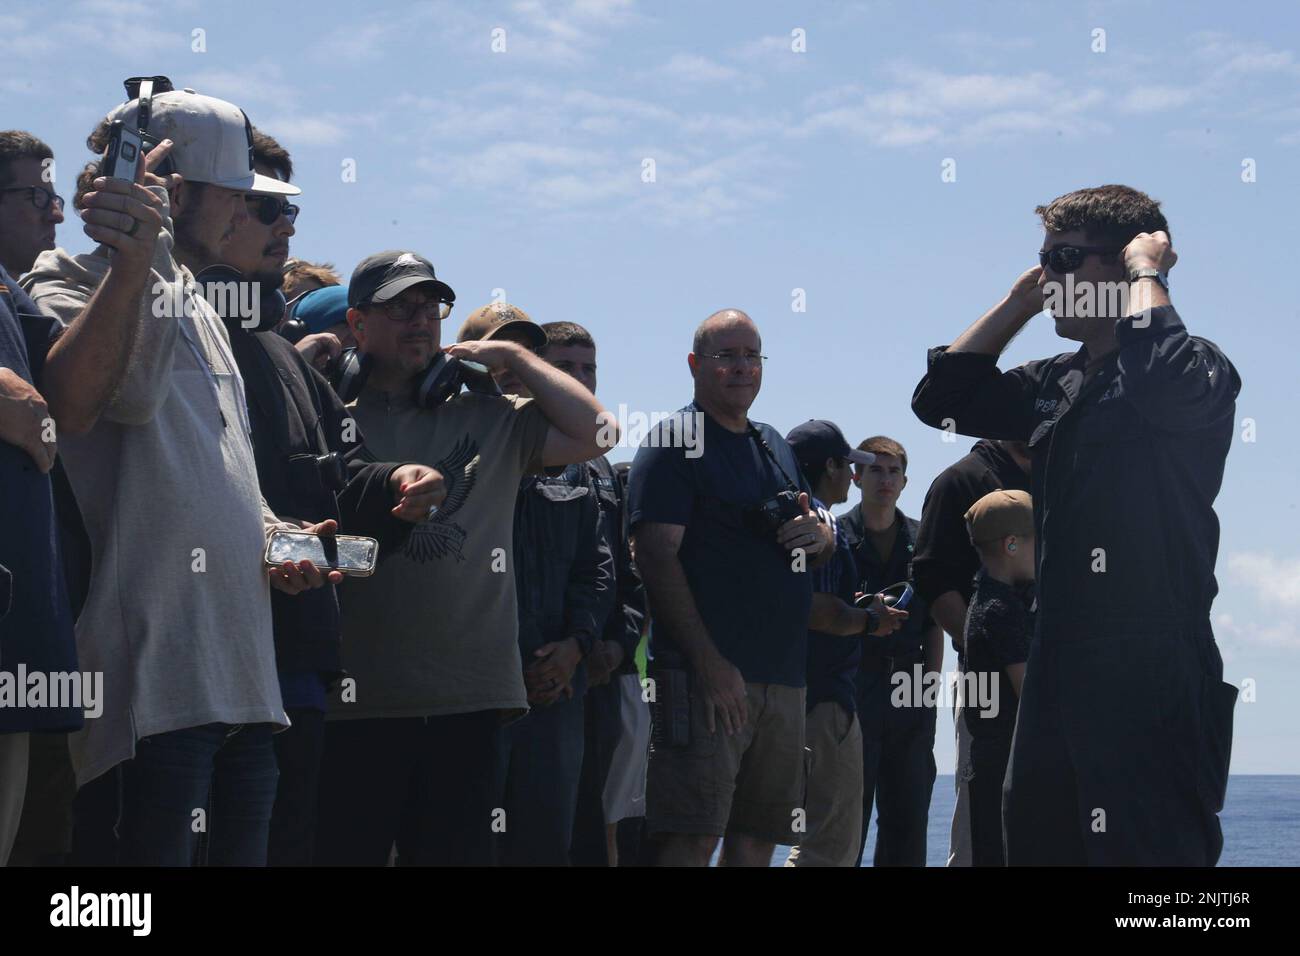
[330, 349, 500, 407]
[122, 76, 177, 177]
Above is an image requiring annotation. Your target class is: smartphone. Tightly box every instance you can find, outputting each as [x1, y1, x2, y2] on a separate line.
[103, 120, 143, 183]
[264, 530, 379, 578]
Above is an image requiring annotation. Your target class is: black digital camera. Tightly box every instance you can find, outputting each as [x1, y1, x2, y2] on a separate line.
[745, 488, 804, 538]
[288, 451, 348, 496]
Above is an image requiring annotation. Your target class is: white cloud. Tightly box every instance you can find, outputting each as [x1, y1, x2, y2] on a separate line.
[1215, 612, 1300, 652]
[1213, 554, 1300, 652]
[1119, 85, 1198, 113]
[655, 53, 744, 86]
[1226, 552, 1300, 609]
[794, 62, 1109, 147]
[500, 0, 644, 65]
[254, 116, 349, 147]
[730, 32, 808, 72]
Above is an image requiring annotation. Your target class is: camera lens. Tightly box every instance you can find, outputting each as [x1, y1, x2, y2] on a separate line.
[122, 143, 137, 161]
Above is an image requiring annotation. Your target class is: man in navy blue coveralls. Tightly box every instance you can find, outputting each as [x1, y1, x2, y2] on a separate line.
[912, 185, 1241, 866]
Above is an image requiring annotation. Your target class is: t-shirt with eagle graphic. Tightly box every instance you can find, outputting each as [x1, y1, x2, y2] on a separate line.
[331, 386, 549, 720]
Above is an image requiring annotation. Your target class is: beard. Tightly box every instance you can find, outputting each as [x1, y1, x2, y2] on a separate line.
[172, 211, 225, 273]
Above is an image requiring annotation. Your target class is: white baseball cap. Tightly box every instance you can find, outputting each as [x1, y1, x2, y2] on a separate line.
[105, 88, 299, 196]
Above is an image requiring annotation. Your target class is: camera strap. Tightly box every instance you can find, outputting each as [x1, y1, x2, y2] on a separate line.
[746, 424, 800, 493]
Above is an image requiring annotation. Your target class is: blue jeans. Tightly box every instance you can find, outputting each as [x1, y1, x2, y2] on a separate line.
[118, 723, 279, 866]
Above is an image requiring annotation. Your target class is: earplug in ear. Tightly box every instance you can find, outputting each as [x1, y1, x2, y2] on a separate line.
[1007, 541, 1017, 553]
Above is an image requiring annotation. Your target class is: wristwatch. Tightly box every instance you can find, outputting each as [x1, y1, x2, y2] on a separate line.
[1128, 267, 1169, 291]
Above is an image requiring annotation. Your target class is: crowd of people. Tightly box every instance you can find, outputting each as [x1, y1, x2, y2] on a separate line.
[0, 78, 1242, 867]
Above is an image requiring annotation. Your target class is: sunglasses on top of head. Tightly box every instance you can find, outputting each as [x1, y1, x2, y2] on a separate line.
[1038, 244, 1121, 274]
[247, 195, 299, 225]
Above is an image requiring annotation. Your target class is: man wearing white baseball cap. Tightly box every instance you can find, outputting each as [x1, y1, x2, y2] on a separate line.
[23, 78, 329, 867]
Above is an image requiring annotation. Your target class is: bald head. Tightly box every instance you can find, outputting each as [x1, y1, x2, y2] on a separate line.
[693, 309, 759, 355]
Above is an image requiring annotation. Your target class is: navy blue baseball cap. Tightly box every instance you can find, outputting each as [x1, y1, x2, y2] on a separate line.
[785, 420, 875, 471]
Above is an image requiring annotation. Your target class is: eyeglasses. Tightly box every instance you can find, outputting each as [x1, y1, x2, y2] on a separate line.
[0, 186, 65, 213]
[365, 296, 454, 323]
[1038, 244, 1120, 274]
[701, 351, 767, 367]
[246, 195, 299, 225]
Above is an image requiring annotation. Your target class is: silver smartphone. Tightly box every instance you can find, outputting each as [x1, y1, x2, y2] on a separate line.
[264, 530, 379, 578]
[103, 120, 144, 183]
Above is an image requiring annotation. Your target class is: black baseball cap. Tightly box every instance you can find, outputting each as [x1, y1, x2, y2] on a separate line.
[347, 250, 456, 309]
[785, 420, 875, 471]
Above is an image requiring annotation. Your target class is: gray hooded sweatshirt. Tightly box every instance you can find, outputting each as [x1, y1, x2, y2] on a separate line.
[23, 185, 290, 786]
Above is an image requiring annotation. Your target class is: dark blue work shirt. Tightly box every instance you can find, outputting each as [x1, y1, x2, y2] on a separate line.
[628, 402, 812, 687]
[0, 265, 82, 733]
[805, 500, 862, 714]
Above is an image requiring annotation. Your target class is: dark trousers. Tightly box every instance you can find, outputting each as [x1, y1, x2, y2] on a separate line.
[968, 731, 1012, 866]
[314, 711, 505, 866]
[496, 691, 586, 866]
[268, 708, 326, 866]
[8, 731, 76, 866]
[571, 680, 621, 866]
[1004, 624, 1236, 866]
[857, 663, 938, 867]
[71, 766, 120, 866]
[118, 723, 279, 867]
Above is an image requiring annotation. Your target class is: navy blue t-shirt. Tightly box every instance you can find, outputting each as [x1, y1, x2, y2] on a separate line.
[805, 500, 862, 714]
[0, 266, 82, 733]
[628, 402, 812, 687]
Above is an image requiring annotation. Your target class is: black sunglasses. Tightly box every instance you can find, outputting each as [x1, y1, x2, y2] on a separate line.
[1038, 244, 1120, 274]
[247, 195, 299, 226]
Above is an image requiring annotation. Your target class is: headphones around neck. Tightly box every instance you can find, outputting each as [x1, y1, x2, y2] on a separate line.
[195, 264, 286, 333]
[329, 348, 500, 407]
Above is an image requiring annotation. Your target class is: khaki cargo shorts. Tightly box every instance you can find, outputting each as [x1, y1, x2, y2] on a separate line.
[646, 681, 805, 845]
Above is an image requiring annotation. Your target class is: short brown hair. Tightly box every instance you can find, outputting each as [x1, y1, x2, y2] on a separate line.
[0, 130, 53, 188]
[282, 259, 341, 299]
[1035, 184, 1170, 248]
[539, 321, 595, 352]
[858, 435, 907, 473]
[251, 128, 292, 182]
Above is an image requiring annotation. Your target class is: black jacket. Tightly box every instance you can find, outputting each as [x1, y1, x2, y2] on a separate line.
[911, 305, 1240, 633]
[226, 326, 410, 676]
[588, 455, 646, 675]
[838, 506, 934, 661]
[513, 461, 615, 699]
[912, 439, 1031, 609]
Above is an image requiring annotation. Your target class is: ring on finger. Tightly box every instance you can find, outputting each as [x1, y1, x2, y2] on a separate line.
[125, 217, 140, 238]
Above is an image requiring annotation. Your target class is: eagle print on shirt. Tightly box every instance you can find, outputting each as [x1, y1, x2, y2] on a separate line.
[404, 435, 479, 563]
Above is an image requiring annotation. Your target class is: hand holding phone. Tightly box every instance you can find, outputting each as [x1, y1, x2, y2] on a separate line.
[265, 522, 378, 596]
[81, 135, 174, 263]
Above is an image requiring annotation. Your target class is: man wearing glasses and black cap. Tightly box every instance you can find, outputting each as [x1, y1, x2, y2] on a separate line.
[314, 256, 617, 867]
[214, 136, 446, 866]
[912, 184, 1242, 866]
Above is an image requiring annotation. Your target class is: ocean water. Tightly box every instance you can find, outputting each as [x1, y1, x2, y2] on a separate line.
[769, 775, 1300, 867]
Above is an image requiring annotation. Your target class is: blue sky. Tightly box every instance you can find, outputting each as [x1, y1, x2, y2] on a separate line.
[6, 0, 1298, 771]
